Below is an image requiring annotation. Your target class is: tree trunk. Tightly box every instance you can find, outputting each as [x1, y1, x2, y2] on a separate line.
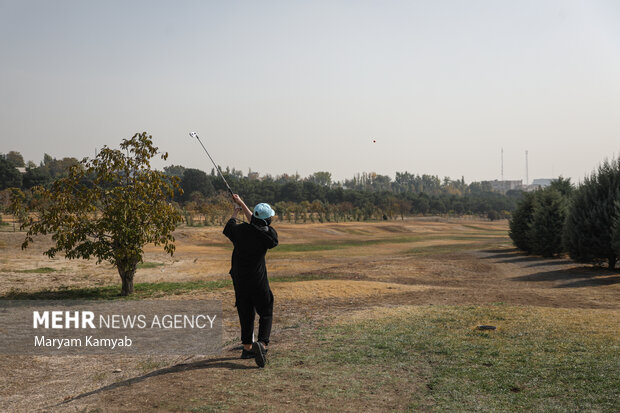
[609, 255, 617, 271]
[118, 260, 138, 296]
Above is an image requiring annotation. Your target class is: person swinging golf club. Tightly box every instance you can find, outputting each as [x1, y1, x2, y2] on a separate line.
[223, 194, 278, 368]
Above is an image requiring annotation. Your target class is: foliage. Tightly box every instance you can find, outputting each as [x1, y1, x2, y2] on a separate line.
[509, 192, 536, 253]
[11, 132, 183, 295]
[5, 151, 25, 167]
[179, 168, 214, 201]
[0, 157, 23, 189]
[564, 158, 620, 269]
[529, 188, 568, 257]
[510, 178, 573, 257]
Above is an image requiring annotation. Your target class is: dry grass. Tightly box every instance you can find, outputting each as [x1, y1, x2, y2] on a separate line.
[1, 218, 619, 412]
[271, 279, 432, 301]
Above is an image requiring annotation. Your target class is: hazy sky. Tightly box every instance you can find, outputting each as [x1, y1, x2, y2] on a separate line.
[1, 0, 619, 184]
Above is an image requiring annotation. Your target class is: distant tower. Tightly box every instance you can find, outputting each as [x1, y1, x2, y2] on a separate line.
[525, 150, 529, 186]
[501, 148, 504, 181]
[501, 148, 505, 193]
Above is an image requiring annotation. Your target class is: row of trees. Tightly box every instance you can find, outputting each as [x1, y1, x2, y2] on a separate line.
[0, 151, 79, 190]
[509, 158, 620, 269]
[179, 192, 512, 226]
[2, 152, 522, 220]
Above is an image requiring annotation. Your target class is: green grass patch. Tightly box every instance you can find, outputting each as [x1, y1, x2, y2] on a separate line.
[181, 304, 618, 412]
[308, 305, 619, 412]
[275, 243, 344, 252]
[0, 279, 233, 300]
[0, 273, 334, 300]
[16, 267, 57, 273]
[462, 224, 508, 232]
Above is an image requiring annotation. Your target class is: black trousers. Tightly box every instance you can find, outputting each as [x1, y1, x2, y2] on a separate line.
[235, 286, 274, 345]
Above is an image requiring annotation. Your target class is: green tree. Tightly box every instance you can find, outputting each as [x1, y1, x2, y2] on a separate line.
[549, 176, 573, 197]
[163, 164, 186, 178]
[6, 151, 25, 167]
[180, 168, 214, 201]
[563, 158, 620, 269]
[14, 133, 183, 295]
[22, 166, 50, 189]
[529, 189, 567, 257]
[509, 191, 536, 253]
[307, 171, 332, 187]
[0, 157, 23, 189]
[487, 210, 499, 221]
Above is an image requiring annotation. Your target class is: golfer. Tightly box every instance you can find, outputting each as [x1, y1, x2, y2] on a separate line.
[223, 194, 278, 367]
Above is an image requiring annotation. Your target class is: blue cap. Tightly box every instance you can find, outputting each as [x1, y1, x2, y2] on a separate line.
[253, 203, 275, 220]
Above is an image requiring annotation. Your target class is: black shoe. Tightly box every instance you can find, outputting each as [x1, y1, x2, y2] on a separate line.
[241, 349, 254, 359]
[252, 341, 267, 368]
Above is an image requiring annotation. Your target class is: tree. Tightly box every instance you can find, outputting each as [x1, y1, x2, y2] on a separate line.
[307, 171, 332, 187]
[22, 166, 50, 189]
[487, 210, 499, 221]
[509, 191, 536, 253]
[0, 157, 23, 189]
[529, 188, 567, 257]
[6, 151, 25, 167]
[14, 133, 183, 295]
[163, 164, 186, 178]
[564, 158, 620, 269]
[180, 168, 214, 201]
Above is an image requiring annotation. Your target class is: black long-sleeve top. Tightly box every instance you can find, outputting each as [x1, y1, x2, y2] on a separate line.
[223, 218, 279, 291]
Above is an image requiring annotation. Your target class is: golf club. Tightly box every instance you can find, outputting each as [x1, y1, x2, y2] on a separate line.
[189, 131, 234, 197]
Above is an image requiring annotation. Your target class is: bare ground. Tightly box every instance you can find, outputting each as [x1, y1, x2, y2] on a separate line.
[0, 218, 618, 412]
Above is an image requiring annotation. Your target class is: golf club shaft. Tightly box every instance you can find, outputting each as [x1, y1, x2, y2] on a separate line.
[194, 134, 234, 197]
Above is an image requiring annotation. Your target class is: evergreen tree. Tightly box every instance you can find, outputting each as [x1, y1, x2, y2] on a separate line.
[563, 158, 620, 269]
[612, 201, 620, 260]
[509, 191, 536, 253]
[529, 188, 567, 257]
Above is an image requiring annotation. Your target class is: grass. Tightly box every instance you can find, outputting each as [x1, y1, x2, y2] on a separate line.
[137, 261, 164, 269]
[0, 279, 233, 300]
[462, 224, 508, 232]
[180, 304, 618, 412]
[0, 273, 334, 300]
[403, 242, 488, 256]
[15, 267, 57, 273]
[316, 305, 619, 412]
[274, 234, 507, 253]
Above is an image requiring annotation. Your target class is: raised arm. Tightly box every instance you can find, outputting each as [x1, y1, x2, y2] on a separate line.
[232, 194, 253, 222]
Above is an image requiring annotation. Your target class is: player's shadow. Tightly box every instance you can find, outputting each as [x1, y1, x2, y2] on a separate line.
[54, 356, 255, 407]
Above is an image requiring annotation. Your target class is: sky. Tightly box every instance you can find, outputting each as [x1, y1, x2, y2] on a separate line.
[1, 0, 619, 184]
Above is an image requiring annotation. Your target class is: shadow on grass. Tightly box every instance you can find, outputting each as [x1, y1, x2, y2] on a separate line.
[525, 260, 574, 268]
[500, 256, 550, 264]
[480, 251, 524, 260]
[0, 274, 333, 300]
[54, 356, 255, 408]
[0, 280, 233, 300]
[512, 267, 620, 288]
[480, 248, 519, 254]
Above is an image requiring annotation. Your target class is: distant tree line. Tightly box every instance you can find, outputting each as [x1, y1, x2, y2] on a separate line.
[509, 158, 620, 270]
[167, 166, 518, 222]
[1, 151, 521, 223]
